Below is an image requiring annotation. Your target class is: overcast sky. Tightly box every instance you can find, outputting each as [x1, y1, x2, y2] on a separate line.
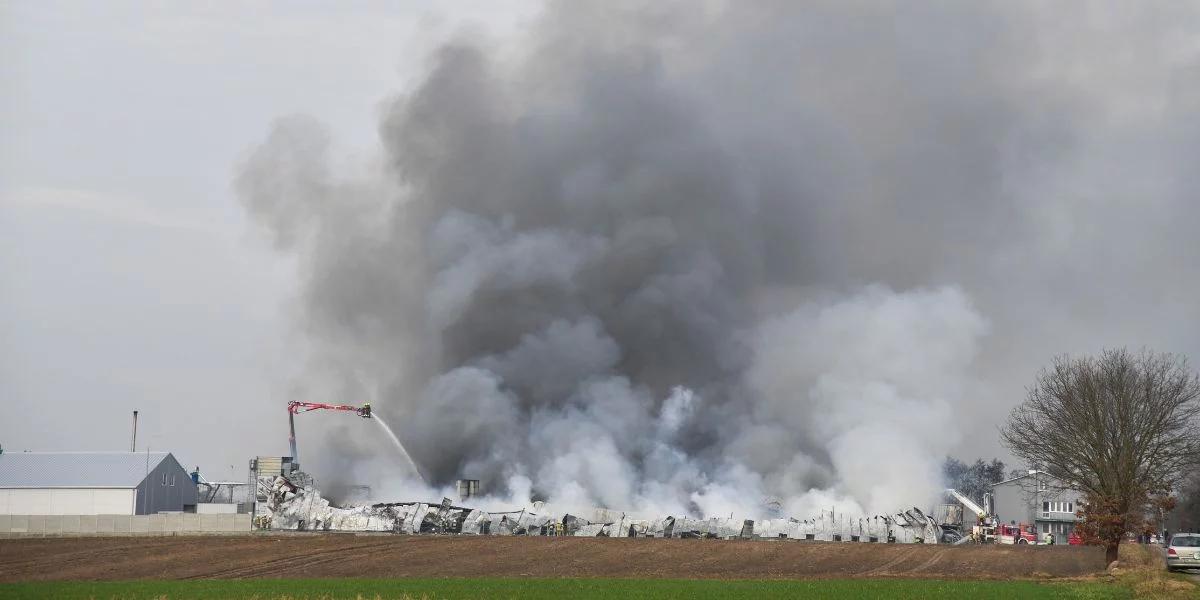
[3, 1, 1198, 498]
[0, 1, 538, 478]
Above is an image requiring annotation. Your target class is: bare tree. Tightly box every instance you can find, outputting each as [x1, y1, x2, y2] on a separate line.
[943, 456, 1006, 504]
[1001, 349, 1200, 564]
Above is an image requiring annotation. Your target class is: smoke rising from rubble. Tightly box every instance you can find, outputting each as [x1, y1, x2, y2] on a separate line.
[238, 1, 1200, 516]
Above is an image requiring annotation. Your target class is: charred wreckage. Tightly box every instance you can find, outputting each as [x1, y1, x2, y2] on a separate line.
[253, 471, 958, 544]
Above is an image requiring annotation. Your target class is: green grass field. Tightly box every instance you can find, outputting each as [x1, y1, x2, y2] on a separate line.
[0, 578, 1133, 600]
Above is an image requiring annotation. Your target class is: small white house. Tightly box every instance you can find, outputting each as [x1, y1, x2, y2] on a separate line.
[0, 451, 198, 515]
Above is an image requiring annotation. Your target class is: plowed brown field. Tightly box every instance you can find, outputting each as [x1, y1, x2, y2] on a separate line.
[0, 535, 1106, 582]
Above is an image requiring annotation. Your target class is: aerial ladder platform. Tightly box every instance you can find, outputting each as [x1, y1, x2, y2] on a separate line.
[286, 401, 372, 463]
[945, 488, 996, 544]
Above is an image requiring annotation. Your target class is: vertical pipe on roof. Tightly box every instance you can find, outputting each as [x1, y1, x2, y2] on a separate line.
[288, 411, 298, 464]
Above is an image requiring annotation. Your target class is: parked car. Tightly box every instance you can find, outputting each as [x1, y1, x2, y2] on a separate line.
[1166, 533, 1200, 572]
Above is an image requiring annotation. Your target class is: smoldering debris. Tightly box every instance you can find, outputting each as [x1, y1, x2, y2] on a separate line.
[255, 472, 948, 543]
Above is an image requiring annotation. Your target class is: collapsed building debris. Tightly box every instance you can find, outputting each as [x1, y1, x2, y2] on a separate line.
[254, 472, 949, 543]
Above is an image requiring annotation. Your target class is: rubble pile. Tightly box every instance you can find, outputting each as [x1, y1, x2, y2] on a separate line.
[255, 473, 951, 543]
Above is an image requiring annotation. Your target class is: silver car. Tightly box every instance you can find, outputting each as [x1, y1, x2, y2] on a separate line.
[1167, 533, 1200, 572]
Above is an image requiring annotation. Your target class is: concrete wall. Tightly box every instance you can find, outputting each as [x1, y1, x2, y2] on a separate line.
[135, 454, 198, 514]
[0, 488, 136, 515]
[0, 512, 250, 535]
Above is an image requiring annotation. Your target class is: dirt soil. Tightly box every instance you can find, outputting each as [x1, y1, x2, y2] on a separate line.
[0, 535, 1106, 582]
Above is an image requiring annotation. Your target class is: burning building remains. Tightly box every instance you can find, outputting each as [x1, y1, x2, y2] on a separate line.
[254, 471, 950, 544]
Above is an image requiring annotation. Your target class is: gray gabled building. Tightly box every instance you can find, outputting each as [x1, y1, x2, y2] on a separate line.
[0, 451, 198, 515]
[991, 470, 1084, 544]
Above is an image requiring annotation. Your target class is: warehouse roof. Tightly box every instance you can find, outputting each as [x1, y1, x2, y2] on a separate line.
[991, 470, 1042, 487]
[0, 451, 174, 488]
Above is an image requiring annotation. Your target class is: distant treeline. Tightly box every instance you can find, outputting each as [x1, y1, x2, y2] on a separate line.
[942, 457, 1007, 505]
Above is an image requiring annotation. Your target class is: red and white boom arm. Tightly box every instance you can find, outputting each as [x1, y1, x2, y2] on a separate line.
[945, 488, 988, 520]
[287, 401, 372, 463]
[287, 401, 372, 417]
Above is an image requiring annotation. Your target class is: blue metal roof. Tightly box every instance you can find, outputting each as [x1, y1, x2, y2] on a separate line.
[0, 451, 173, 488]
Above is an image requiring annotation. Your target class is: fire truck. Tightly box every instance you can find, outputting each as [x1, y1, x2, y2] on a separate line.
[995, 522, 1039, 545]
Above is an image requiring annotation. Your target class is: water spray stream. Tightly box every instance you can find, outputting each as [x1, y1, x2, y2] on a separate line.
[373, 413, 427, 485]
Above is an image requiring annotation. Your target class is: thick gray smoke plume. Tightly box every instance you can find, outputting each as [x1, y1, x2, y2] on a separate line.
[237, 1, 1200, 516]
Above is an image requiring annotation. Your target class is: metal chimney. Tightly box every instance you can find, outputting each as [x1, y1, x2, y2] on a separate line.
[131, 410, 138, 452]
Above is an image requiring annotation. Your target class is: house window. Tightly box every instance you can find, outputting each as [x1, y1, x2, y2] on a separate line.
[1043, 501, 1074, 513]
[170, 474, 175, 487]
[161, 473, 167, 486]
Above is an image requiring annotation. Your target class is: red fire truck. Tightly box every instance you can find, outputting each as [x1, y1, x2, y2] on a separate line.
[996, 523, 1039, 544]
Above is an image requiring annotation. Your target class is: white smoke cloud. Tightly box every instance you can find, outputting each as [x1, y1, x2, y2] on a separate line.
[746, 285, 988, 513]
[335, 285, 987, 521]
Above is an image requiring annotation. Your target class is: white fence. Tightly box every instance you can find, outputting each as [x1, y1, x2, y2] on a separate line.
[0, 513, 250, 535]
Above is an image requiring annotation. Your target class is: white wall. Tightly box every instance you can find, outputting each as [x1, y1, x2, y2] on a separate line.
[196, 503, 237, 514]
[0, 512, 251, 534]
[0, 488, 135, 515]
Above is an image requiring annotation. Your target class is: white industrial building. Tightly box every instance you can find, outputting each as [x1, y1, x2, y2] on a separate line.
[0, 451, 197, 515]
